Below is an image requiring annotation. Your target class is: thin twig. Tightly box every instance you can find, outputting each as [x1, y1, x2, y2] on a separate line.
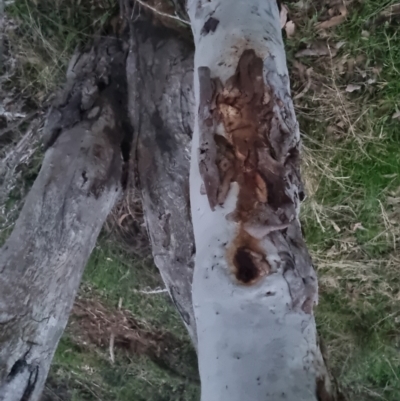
[133, 0, 190, 25]
[136, 287, 168, 295]
[43, 385, 64, 401]
[294, 68, 312, 101]
[109, 333, 115, 364]
[0, 111, 37, 138]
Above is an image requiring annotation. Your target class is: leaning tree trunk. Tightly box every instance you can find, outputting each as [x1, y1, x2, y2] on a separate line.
[187, 1, 338, 400]
[0, 37, 131, 401]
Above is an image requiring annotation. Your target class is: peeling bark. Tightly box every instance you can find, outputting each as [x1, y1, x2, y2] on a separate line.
[127, 23, 197, 343]
[187, 0, 340, 400]
[0, 6, 344, 400]
[0, 37, 131, 401]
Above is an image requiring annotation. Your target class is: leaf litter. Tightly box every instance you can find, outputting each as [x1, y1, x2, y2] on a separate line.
[280, 3, 296, 38]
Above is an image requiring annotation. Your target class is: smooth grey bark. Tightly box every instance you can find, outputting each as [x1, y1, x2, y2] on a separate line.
[187, 0, 343, 400]
[0, 37, 131, 401]
[127, 23, 197, 343]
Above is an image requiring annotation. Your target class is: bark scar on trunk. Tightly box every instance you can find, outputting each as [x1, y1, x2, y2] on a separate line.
[197, 49, 296, 285]
[0, 357, 39, 401]
[198, 66, 219, 210]
[201, 17, 219, 35]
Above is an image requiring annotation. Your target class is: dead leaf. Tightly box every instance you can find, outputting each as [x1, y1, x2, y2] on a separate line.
[295, 42, 337, 58]
[372, 65, 382, 75]
[351, 222, 365, 232]
[378, 3, 400, 23]
[316, 15, 346, 29]
[280, 4, 289, 29]
[392, 111, 400, 120]
[285, 20, 296, 38]
[335, 41, 346, 50]
[327, 125, 337, 134]
[316, 4, 347, 29]
[356, 67, 367, 78]
[338, 4, 348, 17]
[293, 0, 310, 11]
[293, 60, 307, 81]
[345, 84, 361, 93]
[293, 67, 312, 100]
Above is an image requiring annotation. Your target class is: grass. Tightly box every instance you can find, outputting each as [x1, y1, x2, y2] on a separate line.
[5, 0, 116, 105]
[286, 0, 400, 399]
[3, 0, 400, 400]
[51, 239, 200, 401]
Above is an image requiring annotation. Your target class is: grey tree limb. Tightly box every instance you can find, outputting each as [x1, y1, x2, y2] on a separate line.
[187, 0, 344, 399]
[0, 36, 131, 401]
[127, 22, 197, 344]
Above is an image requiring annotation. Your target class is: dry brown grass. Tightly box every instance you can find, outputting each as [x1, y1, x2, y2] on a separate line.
[104, 187, 151, 258]
[286, 1, 400, 398]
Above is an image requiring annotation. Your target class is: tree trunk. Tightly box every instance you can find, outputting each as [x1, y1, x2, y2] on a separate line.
[0, 37, 131, 401]
[187, 1, 337, 400]
[127, 23, 197, 344]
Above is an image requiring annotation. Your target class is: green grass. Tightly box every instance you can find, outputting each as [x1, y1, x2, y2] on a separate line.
[285, 0, 400, 399]
[50, 240, 200, 401]
[83, 242, 187, 338]
[5, 0, 116, 104]
[52, 335, 199, 401]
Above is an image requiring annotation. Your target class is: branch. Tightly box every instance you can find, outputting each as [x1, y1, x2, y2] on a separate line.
[133, 0, 190, 25]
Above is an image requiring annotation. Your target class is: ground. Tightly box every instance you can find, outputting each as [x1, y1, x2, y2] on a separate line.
[1, 0, 400, 400]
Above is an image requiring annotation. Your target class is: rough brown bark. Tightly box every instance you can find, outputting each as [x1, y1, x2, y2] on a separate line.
[128, 23, 197, 343]
[0, 37, 131, 401]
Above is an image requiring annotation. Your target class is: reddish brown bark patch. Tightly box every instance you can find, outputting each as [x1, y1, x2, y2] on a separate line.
[214, 49, 292, 218]
[217, 50, 275, 284]
[216, 50, 268, 218]
[197, 49, 295, 284]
